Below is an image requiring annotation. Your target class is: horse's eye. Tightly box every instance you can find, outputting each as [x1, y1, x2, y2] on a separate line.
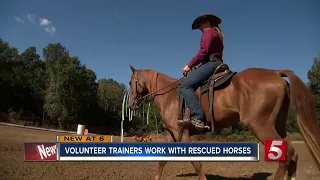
[129, 81, 131, 85]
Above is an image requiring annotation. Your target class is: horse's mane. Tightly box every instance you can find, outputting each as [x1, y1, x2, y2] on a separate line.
[138, 68, 178, 83]
[137, 68, 180, 97]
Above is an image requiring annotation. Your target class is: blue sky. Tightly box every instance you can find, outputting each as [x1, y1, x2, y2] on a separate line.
[0, 0, 319, 86]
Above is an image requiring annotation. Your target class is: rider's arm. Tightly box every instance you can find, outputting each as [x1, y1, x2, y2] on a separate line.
[187, 28, 217, 69]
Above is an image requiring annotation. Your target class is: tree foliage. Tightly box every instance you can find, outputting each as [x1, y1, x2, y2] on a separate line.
[98, 78, 126, 114]
[308, 56, 320, 121]
[0, 37, 161, 134]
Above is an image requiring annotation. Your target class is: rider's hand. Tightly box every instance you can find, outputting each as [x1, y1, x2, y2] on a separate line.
[183, 65, 190, 73]
[182, 65, 190, 77]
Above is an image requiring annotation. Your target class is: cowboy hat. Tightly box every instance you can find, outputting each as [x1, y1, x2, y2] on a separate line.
[191, 13, 222, 30]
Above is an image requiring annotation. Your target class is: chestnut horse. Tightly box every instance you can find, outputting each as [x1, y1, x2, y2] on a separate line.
[127, 64, 320, 180]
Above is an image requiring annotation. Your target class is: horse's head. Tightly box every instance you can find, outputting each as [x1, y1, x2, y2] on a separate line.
[128, 64, 149, 110]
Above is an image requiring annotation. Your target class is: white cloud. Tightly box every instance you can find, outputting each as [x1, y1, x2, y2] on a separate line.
[39, 17, 56, 36]
[13, 13, 57, 36]
[27, 14, 36, 24]
[40, 18, 51, 26]
[44, 25, 56, 36]
[14, 17, 24, 23]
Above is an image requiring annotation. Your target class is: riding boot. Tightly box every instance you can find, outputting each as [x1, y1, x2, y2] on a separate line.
[191, 119, 205, 129]
[177, 119, 206, 129]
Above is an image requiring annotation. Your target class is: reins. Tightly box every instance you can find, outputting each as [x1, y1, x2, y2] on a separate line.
[136, 76, 185, 103]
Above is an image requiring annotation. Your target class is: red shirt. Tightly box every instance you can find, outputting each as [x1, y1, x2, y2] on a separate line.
[187, 28, 223, 68]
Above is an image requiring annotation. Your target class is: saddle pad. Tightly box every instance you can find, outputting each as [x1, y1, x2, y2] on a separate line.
[200, 71, 237, 94]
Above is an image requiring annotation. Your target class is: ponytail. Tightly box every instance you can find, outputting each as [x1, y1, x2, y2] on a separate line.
[214, 25, 224, 40]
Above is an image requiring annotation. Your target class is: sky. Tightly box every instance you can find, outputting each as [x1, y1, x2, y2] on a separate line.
[0, 0, 319, 86]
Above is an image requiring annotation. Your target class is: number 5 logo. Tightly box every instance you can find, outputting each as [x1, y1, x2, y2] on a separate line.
[264, 139, 286, 161]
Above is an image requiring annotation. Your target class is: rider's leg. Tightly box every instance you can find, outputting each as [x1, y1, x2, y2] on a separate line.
[178, 59, 222, 129]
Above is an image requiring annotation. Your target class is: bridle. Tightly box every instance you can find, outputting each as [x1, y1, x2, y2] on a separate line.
[129, 71, 146, 106]
[129, 71, 185, 108]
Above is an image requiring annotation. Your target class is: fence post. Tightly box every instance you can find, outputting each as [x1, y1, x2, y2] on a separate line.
[154, 112, 158, 139]
[121, 120, 124, 142]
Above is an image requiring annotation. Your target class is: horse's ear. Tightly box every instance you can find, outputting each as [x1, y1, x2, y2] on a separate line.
[129, 64, 136, 73]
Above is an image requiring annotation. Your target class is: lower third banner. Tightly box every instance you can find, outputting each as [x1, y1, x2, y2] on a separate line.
[57, 142, 259, 161]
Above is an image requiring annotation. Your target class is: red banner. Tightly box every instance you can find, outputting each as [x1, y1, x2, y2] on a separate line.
[24, 142, 57, 161]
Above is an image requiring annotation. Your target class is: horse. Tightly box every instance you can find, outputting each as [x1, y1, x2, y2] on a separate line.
[127, 64, 320, 180]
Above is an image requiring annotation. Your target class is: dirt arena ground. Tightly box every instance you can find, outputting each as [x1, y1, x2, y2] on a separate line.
[0, 125, 319, 180]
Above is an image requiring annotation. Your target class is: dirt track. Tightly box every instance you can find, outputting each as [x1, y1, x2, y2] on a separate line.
[0, 125, 319, 180]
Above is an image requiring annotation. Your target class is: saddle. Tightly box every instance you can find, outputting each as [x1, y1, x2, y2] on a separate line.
[177, 63, 237, 133]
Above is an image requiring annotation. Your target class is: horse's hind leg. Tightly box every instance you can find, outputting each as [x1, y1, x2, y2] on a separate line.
[282, 141, 298, 180]
[253, 123, 297, 180]
[274, 94, 298, 180]
[240, 88, 296, 180]
[252, 126, 291, 180]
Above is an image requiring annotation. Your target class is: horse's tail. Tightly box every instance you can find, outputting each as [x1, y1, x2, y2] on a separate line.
[277, 69, 320, 170]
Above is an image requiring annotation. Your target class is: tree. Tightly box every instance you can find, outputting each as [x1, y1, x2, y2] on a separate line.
[146, 101, 164, 133]
[307, 55, 320, 121]
[18, 46, 46, 116]
[43, 43, 97, 129]
[43, 43, 69, 63]
[0, 38, 18, 110]
[43, 43, 69, 128]
[97, 78, 126, 113]
[97, 78, 126, 127]
[286, 103, 298, 132]
[0, 37, 168, 134]
[0, 38, 24, 111]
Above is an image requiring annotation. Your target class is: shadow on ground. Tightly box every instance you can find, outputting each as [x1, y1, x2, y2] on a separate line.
[176, 172, 272, 180]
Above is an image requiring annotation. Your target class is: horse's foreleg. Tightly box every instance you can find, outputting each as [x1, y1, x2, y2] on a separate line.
[177, 126, 184, 142]
[155, 130, 174, 180]
[155, 128, 206, 180]
[155, 162, 168, 180]
[191, 162, 205, 180]
[181, 130, 207, 180]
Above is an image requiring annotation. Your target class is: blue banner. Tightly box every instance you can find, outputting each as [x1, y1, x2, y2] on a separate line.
[57, 142, 259, 161]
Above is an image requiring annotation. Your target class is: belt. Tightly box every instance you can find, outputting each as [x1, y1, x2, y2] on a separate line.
[209, 54, 223, 62]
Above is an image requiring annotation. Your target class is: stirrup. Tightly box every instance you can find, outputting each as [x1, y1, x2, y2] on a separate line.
[177, 119, 190, 126]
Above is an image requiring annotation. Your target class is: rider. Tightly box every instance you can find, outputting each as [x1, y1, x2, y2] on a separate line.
[178, 13, 224, 130]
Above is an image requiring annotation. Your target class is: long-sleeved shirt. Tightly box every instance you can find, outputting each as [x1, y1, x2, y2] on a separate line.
[187, 28, 224, 68]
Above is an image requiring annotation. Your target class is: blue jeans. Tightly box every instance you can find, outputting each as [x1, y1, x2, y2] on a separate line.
[179, 59, 222, 120]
